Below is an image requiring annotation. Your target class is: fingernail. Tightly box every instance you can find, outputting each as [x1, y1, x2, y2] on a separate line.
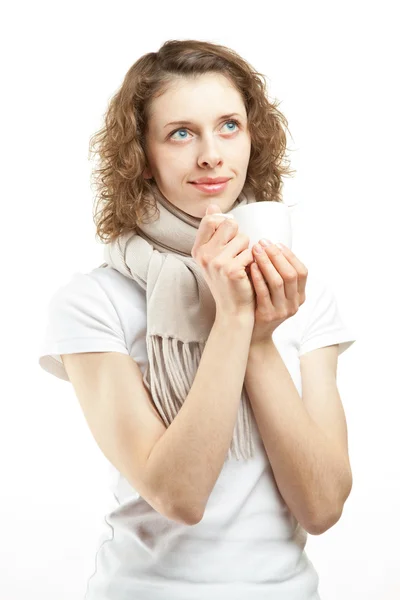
[260, 238, 273, 247]
[212, 213, 236, 219]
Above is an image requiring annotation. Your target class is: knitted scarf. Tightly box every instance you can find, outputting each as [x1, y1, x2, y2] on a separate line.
[99, 182, 258, 461]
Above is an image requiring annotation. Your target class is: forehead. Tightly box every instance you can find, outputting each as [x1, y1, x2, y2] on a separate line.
[148, 73, 246, 123]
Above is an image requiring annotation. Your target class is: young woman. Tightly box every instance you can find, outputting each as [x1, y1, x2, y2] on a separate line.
[39, 39, 356, 600]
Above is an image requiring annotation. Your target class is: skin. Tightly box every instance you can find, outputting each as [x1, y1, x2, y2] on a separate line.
[142, 72, 353, 534]
[143, 72, 252, 218]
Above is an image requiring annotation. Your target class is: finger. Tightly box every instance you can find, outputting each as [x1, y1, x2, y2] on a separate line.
[250, 262, 273, 306]
[274, 243, 308, 297]
[206, 203, 221, 216]
[192, 206, 232, 252]
[257, 242, 301, 301]
[252, 244, 287, 306]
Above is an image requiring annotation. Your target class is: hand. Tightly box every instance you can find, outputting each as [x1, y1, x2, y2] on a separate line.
[248, 239, 308, 345]
[191, 204, 256, 320]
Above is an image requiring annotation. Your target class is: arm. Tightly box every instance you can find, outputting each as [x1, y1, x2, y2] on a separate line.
[146, 313, 254, 525]
[244, 339, 352, 535]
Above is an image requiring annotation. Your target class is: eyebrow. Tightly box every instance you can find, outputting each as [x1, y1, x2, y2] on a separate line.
[163, 113, 244, 128]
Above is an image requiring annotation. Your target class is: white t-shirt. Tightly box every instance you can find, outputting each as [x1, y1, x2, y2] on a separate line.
[38, 265, 356, 600]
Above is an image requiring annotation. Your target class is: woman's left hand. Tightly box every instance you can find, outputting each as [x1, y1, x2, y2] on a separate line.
[248, 239, 308, 346]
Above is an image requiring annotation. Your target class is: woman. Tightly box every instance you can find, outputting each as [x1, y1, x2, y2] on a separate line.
[39, 39, 356, 600]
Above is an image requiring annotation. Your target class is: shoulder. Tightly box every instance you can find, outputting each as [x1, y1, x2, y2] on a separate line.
[86, 265, 147, 315]
[48, 265, 146, 317]
[301, 270, 342, 321]
[301, 270, 330, 312]
[39, 266, 147, 382]
[298, 269, 357, 357]
[276, 269, 325, 333]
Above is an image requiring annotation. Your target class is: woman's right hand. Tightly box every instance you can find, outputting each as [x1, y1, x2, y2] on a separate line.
[191, 203, 256, 320]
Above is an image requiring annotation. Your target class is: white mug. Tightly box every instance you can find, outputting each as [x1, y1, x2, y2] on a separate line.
[214, 201, 292, 251]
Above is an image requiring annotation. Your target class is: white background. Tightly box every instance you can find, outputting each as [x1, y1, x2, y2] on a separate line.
[1, 1, 399, 598]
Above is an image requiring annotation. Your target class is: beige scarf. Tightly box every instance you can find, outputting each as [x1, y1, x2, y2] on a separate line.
[99, 182, 258, 461]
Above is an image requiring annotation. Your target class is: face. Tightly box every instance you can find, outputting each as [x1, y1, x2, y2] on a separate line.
[143, 73, 252, 218]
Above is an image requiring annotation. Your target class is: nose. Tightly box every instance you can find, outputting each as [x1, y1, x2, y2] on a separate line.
[197, 135, 223, 169]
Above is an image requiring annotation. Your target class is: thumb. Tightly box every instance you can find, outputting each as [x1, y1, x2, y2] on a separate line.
[206, 203, 221, 215]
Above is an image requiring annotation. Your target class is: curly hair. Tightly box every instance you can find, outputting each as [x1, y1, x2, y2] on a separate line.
[89, 39, 296, 245]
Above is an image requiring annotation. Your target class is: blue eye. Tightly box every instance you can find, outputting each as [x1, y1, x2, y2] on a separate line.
[224, 120, 239, 131]
[169, 119, 239, 140]
[172, 130, 189, 140]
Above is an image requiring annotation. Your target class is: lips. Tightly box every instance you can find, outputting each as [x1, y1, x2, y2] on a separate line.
[190, 177, 231, 184]
[189, 180, 230, 194]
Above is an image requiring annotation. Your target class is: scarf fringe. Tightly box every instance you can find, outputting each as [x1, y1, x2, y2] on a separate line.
[143, 334, 255, 462]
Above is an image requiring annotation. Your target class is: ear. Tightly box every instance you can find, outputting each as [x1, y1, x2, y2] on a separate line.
[143, 167, 153, 179]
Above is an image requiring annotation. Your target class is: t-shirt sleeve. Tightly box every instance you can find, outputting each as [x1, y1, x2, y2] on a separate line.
[299, 277, 357, 357]
[38, 273, 130, 382]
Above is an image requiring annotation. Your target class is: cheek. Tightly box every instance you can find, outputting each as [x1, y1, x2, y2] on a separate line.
[157, 158, 188, 189]
[149, 149, 178, 181]
[229, 133, 251, 162]
[158, 146, 191, 168]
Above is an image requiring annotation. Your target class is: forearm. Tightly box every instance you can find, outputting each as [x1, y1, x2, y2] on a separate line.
[147, 314, 254, 525]
[244, 339, 351, 534]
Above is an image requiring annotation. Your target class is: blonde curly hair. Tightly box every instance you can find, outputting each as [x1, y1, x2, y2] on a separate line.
[89, 39, 296, 244]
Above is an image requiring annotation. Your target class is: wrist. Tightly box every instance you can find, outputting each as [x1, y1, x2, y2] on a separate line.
[214, 309, 255, 329]
[249, 336, 275, 355]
